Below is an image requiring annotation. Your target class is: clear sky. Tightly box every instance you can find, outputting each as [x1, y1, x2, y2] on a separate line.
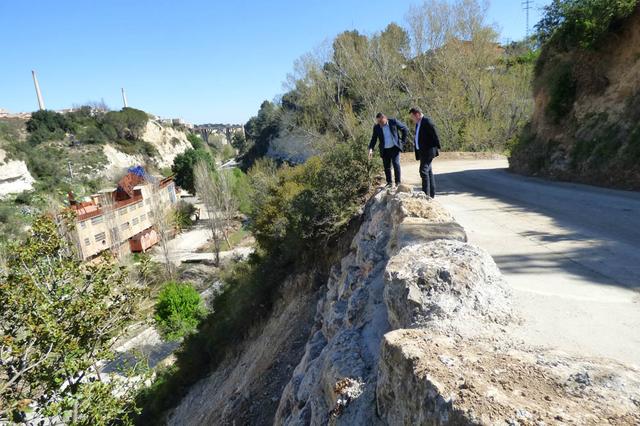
[0, 0, 549, 124]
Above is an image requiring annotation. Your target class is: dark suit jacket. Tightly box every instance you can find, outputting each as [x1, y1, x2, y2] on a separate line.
[414, 116, 441, 161]
[369, 118, 409, 157]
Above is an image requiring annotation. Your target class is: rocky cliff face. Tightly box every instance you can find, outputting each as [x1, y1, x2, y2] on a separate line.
[102, 121, 192, 178]
[170, 189, 640, 425]
[0, 148, 34, 198]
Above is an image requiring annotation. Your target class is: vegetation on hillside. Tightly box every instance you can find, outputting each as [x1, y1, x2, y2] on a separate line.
[535, 0, 638, 50]
[510, 0, 640, 188]
[0, 215, 145, 425]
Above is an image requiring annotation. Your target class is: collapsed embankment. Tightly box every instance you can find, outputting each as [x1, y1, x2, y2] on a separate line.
[169, 188, 640, 425]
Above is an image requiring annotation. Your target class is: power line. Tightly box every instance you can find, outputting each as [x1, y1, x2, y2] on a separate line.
[522, 0, 534, 40]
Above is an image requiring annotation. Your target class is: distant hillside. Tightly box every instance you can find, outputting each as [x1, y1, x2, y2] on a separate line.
[0, 107, 195, 242]
[510, 2, 640, 189]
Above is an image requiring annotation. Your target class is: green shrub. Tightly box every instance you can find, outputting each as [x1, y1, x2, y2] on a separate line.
[536, 0, 638, 50]
[26, 110, 73, 136]
[187, 133, 204, 150]
[229, 168, 253, 215]
[173, 201, 196, 231]
[154, 282, 206, 341]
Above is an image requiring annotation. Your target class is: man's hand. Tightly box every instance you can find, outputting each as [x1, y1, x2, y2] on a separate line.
[368, 149, 373, 160]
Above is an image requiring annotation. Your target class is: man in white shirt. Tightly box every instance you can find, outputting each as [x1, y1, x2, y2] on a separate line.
[368, 112, 409, 188]
[410, 107, 441, 198]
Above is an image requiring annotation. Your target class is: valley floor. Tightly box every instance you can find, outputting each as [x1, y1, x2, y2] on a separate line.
[403, 155, 640, 365]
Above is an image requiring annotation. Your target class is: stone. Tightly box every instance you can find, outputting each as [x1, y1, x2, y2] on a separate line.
[395, 183, 412, 193]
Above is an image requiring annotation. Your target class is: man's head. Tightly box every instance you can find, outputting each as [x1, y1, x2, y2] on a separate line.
[376, 112, 388, 126]
[409, 107, 423, 124]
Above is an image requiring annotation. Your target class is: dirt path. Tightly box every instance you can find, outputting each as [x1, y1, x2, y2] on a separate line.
[402, 156, 640, 365]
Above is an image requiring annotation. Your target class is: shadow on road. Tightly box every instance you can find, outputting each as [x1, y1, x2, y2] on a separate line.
[426, 167, 640, 289]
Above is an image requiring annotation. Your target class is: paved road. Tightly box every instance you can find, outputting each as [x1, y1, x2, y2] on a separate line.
[404, 157, 640, 365]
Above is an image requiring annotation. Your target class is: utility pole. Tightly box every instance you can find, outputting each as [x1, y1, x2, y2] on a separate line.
[121, 88, 128, 108]
[522, 0, 534, 41]
[32, 70, 45, 110]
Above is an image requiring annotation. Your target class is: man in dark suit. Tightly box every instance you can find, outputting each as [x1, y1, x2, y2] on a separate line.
[409, 107, 441, 198]
[368, 112, 409, 188]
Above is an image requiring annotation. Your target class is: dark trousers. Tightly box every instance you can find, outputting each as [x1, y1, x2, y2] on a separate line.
[419, 152, 436, 198]
[382, 147, 401, 185]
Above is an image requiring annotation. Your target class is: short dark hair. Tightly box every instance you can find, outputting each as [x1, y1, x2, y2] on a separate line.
[409, 107, 422, 115]
[375, 112, 385, 119]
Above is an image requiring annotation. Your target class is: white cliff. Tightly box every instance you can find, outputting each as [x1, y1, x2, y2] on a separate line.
[0, 148, 35, 198]
[102, 121, 192, 177]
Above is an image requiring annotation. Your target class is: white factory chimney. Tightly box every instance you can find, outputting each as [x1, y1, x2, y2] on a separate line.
[32, 70, 45, 110]
[121, 88, 129, 108]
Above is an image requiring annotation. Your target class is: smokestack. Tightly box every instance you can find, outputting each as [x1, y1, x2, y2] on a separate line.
[121, 88, 128, 108]
[32, 70, 45, 110]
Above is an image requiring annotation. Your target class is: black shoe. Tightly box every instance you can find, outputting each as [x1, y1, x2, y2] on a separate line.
[385, 183, 393, 189]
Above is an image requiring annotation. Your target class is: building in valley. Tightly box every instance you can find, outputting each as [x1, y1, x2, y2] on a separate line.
[69, 169, 177, 260]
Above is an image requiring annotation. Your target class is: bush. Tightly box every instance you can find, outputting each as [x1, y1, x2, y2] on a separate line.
[229, 168, 253, 215]
[536, 0, 638, 50]
[26, 110, 73, 136]
[173, 201, 196, 231]
[187, 133, 204, 150]
[154, 282, 206, 341]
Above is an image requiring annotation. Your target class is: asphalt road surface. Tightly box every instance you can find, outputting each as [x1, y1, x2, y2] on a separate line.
[404, 157, 640, 366]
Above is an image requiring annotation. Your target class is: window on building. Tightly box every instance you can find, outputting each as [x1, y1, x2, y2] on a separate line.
[84, 238, 90, 246]
[91, 215, 104, 225]
[132, 217, 139, 226]
[140, 214, 146, 222]
[119, 208, 127, 216]
[129, 204, 136, 212]
[121, 222, 130, 231]
[94, 232, 106, 242]
[80, 221, 87, 229]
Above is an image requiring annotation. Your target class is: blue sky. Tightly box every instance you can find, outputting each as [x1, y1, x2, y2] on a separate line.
[0, 0, 549, 124]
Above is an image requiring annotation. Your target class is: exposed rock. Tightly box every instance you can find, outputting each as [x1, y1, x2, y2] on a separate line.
[102, 144, 143, 178]
[0, 148, 35, 198]
[102, 121, 192, 178]
[143, 121, 192, 168]
[377, 329, 640, 425]
[384, 241, 513, 333]
[170, 190, 640, 425]
[395, 183, 412, 193]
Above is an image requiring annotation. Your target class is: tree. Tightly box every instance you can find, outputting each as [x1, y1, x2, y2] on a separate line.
[231, 131, 249, 155]
[171, 148, 214, 195]
[101, 107, 149, 141]
[194, 161, 233, 266]
[148, 177, 176, 279]
[0, 215, 144, 424]
[101, 192, 123, 259]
